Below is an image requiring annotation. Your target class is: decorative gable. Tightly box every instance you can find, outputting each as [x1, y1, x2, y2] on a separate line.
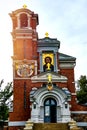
[31, 72, 67, 83]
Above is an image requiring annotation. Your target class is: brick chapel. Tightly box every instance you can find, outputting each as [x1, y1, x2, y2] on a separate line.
[8, 6, 87, 130]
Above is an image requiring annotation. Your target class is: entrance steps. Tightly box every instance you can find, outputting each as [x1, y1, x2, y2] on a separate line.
[33, 123, 69, 130]
[24, 119, 82, 130]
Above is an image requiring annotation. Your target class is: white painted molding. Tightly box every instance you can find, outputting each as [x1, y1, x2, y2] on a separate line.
[71, 93, 76, 95]
[31, 72, 68, 83]
[71, 111, 87, 114]
[77, 122, 87, 126]
[59, 63, 75, 68]
[9, 121, 26, 126]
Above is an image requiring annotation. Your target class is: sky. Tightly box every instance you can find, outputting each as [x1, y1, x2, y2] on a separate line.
[0, 0, 87, 85]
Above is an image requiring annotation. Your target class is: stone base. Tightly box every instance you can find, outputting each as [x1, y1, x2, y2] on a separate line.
[24, 119, 34, 130]
[68, 119, 82, 130]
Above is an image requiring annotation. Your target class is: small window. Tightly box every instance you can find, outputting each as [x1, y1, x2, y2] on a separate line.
[20, 13, 28, 28]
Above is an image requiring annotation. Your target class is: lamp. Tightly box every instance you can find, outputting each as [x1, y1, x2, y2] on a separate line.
[33, 101, 36, 109]
[65, 101, 68, 108]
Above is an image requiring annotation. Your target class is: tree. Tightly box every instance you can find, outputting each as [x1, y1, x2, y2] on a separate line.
[77, 75, 87, 105]
[0, 80, 13, 121]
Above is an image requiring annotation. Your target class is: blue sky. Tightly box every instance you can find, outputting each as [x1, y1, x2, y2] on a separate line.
[0, 0, 87, 84]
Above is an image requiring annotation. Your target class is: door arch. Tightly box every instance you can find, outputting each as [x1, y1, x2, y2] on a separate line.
[44, 98, 57, 123]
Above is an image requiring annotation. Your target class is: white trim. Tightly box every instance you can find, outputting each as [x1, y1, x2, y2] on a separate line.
[9, 121, 26, 126]
[71, 111, 87, 114]
[71, 93, 76, 95]
[77, 122, 87, 126]
[15, 36, 32, 39]
[16, 12, 31, 29]
[16, 12, 32, 17]
[31, 73, 67, 83]
[59, 63, 75, 68]
[14, 77, 31, 79]
[8, 121, 87, 127]
[33, 38, 37, 41]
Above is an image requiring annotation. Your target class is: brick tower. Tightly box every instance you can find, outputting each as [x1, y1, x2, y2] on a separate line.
[9, 6, 39, 130]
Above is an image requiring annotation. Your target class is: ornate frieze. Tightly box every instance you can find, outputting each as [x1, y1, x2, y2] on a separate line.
[13, 59, 37, 79]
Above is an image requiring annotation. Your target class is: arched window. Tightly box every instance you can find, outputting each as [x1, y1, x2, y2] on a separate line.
[20, 13, 28, 28]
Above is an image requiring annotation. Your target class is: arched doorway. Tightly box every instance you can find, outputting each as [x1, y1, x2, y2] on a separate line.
[44, 98, 57, 123]
[30, 86, 71, 123]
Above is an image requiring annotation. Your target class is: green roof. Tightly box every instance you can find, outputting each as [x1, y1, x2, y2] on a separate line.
[59, 53, 76, 61]
[38, 37, 60, 48]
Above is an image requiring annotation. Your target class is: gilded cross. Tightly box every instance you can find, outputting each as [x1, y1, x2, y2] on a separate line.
[45, 32, 49, 37]
[23, 4, 27, 8]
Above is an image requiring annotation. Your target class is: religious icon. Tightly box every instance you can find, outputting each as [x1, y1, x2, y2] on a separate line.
[43, 54, 54, 72]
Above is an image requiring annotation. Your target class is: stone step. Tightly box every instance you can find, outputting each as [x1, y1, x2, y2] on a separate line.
[33, 123, 69, 130]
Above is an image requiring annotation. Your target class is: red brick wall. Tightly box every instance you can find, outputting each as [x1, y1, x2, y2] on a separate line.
[60, 68, 75, 92]
[9, 79, 32, 121]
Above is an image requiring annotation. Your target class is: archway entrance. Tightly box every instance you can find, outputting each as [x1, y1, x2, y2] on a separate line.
[44, 98, 57, 123]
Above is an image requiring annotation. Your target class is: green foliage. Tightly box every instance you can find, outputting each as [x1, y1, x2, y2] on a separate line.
[77, 75, 87, 104]
[0, 104, 9, 121]
[0, 80, 13, 121]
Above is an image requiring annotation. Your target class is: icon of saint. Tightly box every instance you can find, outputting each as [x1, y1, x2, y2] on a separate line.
[43, 56, 54, 72]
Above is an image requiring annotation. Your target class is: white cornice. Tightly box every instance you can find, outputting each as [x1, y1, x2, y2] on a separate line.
[59, 63, 76, 68]
[9, 121, 26, 126]
[71, 111, 87, 114]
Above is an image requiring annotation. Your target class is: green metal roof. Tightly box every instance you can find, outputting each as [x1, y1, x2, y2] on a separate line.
[38, 37, 60, 48]
[59, 53, 76, 61]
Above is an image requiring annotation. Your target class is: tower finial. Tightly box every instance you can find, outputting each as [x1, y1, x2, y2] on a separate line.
[23, 4, 27, 8]
[45, 32, 49, 37]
